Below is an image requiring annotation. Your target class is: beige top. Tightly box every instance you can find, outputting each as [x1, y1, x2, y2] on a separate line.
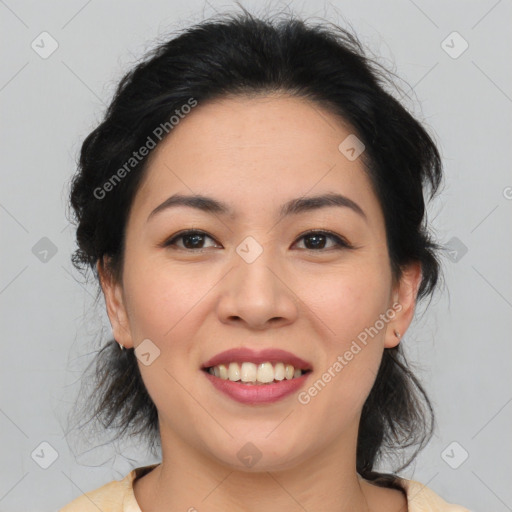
[59, 464, 470, 512]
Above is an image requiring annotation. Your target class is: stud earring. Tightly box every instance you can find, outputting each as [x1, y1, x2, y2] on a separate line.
[118, 342, 124, 350]
[394, 330, 401, 339]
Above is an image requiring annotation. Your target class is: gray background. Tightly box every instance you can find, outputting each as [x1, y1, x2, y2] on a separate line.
[1, 0, 511, 510]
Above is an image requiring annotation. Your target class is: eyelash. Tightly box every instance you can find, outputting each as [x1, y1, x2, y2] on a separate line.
[161, 229, 353, 252]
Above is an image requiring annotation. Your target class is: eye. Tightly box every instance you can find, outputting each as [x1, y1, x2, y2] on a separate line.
[162, 230, 219, 250]
[161, 229, 353, 252]
[293, 230, 352, 251]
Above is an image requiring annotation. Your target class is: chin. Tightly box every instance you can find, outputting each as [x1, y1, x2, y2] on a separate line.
[207, 438, 310, 473]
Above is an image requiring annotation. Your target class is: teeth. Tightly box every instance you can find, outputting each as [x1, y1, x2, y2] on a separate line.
[241, 362, 257, 383]
[257, 362, 274, 383]
[207, 361, 307, 384]
[228, 362, 240, 381]
[274, 362, 285, 381]
[218, 364, 228, 379]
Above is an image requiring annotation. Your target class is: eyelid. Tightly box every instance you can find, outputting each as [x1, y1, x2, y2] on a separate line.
[294, 229, 353, 249]
[161, 228, 354, 251]
[160, 229, 219, 250]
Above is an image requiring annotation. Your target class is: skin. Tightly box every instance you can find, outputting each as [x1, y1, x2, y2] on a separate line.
[98, 93, 421, 512]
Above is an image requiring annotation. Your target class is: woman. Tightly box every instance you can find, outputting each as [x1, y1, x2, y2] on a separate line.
[60, 8, 470, 511]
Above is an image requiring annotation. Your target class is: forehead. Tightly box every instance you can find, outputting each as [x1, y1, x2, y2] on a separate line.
[129, 94, 383, 229]
[148, 93, 356, 167]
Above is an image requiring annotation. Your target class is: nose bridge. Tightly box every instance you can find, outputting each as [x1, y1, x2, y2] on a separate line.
[233, 237, 281, 302]
[243, 250, 277, 286]
[217, 236, 298, 328]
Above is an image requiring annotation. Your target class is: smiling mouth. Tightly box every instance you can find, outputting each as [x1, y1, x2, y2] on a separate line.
[202, 361, 312, 385]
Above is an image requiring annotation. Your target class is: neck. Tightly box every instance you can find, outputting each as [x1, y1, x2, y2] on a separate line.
[132, 426, 387, 512]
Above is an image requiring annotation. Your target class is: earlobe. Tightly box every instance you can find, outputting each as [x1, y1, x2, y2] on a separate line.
[96, 258, 133, 349]
[385, 262, 422, 348]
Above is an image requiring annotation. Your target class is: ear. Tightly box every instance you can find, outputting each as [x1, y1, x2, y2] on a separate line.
[385, 261, 422, 349]
[97, 258, 134, 349]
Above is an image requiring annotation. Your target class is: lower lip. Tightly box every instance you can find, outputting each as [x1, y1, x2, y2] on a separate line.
[202, 370, 311, 404]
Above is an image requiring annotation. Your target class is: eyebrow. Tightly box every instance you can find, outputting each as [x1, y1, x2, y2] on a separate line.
[147, 192, 367, 223]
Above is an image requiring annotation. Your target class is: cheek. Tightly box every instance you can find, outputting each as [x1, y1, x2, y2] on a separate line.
[296, 261, 390, 410]
[300, 260, 392, 344]
[122, 255, 211, 342]
[299, 345, 382, 450]
[298, 276, 387, 425]
[120, 257, 212, 427]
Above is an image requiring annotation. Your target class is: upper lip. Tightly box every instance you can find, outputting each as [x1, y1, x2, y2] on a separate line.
[202, 348, 313, 371]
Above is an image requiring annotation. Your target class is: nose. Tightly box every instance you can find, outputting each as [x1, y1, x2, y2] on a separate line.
[216, 249, 299, 331]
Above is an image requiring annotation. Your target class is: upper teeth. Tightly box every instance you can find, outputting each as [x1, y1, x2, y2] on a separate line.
[207, 362, 305, 383]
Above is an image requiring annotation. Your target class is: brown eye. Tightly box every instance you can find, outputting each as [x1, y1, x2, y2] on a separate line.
[163, 230, 219, 250]
[161, 229, 352, 252]
[294, 231, 352, 251]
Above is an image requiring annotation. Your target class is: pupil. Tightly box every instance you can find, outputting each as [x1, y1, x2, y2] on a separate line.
[184, 234, 203, 249]
[182, 233, 326, 250]
[305, 234, 325, 249]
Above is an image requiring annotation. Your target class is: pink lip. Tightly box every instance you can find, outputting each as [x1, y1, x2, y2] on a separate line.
[201, 347, 313, 370]
[202, 370, 311, 405]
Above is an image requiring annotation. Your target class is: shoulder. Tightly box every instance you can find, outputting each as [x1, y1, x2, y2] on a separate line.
[58, 464, 158, 512]
[399, 478, 471, 512]
[58, 479, 128, 512]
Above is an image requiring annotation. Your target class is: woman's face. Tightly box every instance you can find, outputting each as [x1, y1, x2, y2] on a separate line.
[101, 94, 420, 471]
